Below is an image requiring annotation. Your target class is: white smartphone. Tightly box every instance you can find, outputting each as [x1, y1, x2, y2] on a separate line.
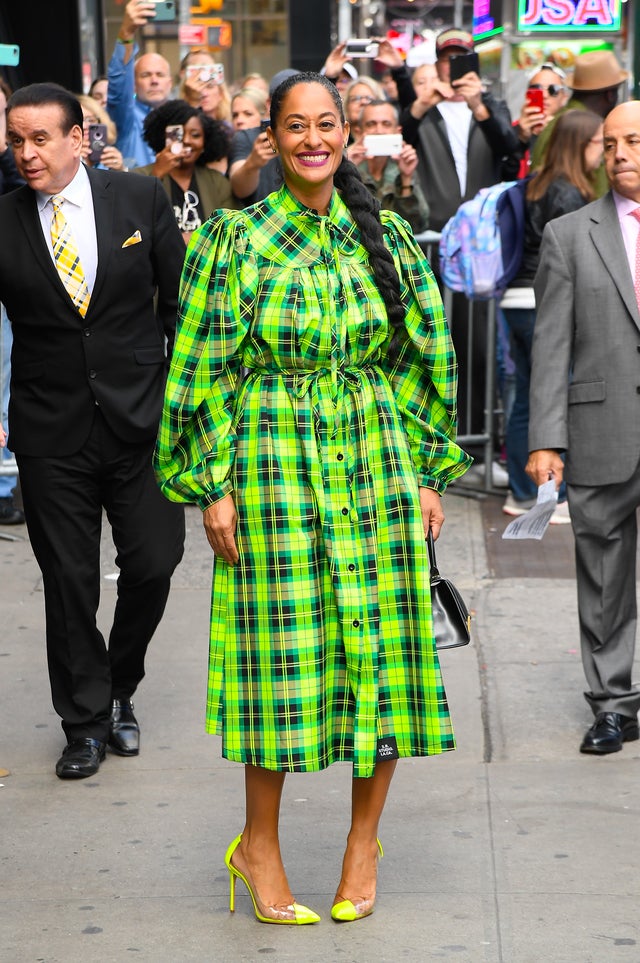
[345, 39, 379, 58]
[363, 133, 403, 157]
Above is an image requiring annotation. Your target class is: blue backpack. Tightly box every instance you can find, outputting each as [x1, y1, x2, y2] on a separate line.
[438, 178, 529, 300]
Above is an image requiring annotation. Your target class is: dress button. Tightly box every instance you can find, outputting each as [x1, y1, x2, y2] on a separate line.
[89, 370, 97, 379]
[83, 328, 91, 337]
[337, 453, 344, 461]
[348, 564, 355, 571]
[352, 619, 360, 627]
[341, 507, 348, 515]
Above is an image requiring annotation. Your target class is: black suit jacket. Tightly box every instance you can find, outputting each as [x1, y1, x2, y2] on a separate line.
[401, 93, 519, 231]
[0, 166, 185, 456]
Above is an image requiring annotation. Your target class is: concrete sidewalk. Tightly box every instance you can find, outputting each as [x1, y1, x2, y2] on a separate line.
[2, 492, 640, 963]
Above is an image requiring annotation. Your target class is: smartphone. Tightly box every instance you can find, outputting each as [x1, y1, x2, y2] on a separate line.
[259, 119, 271, 132]
[525, 88, 544, 111]
[449, 52, 480, 83]
[186, 63, 224, 85]
[152, 0, 176, 21]
[165, 124, 184, 155]
[88, 123, 107, 165]
[0, 43, 19, 67]
[345, 39, 379, 59]
[363, 133, 403, 157]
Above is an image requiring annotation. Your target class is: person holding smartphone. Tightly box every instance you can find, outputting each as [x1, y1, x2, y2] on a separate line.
[347, 99, 429, 234]
[77, 94, 126, 172]
[107, 0, 173, 168]
[512, 64, 569, 178]
[179, 49, 232, 128]
[138, 99, 235, 244]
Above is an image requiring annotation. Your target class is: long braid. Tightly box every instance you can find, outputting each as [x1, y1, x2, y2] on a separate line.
[333, 157, 405, 335]
[270, 72, 405, 342]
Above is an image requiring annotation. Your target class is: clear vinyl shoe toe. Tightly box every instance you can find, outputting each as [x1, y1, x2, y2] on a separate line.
[331, 838, 384, 923]
[224, 834, 320, 925]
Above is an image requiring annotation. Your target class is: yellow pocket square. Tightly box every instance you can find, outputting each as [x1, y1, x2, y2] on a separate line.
[122, 230, 142, 248]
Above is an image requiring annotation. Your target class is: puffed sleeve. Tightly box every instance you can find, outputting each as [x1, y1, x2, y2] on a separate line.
[154, 210, 257, 507]
[379, 211, 472, 492]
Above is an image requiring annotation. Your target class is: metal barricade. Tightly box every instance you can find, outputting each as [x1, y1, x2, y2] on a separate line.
[415, 230, 499, 491]
[0, 305, 18, 479]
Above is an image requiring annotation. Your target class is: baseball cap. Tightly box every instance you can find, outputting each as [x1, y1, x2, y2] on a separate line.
[435, 28, 474, 55]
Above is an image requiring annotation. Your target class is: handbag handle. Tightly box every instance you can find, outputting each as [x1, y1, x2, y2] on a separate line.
[426, 530, 440, 579]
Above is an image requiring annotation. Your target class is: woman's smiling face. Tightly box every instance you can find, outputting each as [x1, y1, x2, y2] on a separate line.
[270, 81, 348, 207]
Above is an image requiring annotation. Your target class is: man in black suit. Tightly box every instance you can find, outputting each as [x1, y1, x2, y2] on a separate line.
[0, 83, 186, 779]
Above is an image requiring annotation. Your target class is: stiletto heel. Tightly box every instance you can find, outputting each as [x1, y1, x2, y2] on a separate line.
[224, 834, 320, 925]
[331, 838, 384, 923]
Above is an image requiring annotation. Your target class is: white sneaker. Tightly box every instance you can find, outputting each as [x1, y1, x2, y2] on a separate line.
[502, 492, 536, 516]
[463, 461, 510, 489]
[549, 500, 571, 525]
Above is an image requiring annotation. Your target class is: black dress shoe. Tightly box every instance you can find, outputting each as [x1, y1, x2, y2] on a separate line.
[56, 738, 106, 779]
[108, 699, 140, 756]
[0, 496, 25, 525]
[580, 712, 639, 755]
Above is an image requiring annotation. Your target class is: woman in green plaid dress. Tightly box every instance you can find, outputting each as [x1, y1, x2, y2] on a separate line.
[155, 73, 471, 925]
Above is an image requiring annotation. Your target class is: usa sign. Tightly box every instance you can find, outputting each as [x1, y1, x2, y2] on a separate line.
[518, 0, 622, 32]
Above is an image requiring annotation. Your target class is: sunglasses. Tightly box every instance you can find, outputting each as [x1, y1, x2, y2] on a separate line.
[528, 83, 564, 97]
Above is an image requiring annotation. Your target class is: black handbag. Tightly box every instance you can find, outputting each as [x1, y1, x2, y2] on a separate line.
[426, 531, 471, 649]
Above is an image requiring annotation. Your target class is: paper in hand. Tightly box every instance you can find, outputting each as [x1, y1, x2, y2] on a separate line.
[502, 480, 558, 540]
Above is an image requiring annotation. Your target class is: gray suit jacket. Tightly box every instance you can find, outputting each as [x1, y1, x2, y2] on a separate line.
[529, 191, 640, 486]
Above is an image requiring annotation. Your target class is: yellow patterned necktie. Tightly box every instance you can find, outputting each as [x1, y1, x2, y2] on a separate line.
[50, 194, 91, 317]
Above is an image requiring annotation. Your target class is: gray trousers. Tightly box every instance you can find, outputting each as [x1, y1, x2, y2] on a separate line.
[569, 465, 640, 719]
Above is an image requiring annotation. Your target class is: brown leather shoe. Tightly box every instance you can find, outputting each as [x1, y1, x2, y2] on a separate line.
[108, 699, 140, 756]
[56, 738, 106, 778]
[580, 712, 639, 754]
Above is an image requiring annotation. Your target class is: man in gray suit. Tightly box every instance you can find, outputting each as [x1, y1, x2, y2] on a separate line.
[527, 100, 640, 755]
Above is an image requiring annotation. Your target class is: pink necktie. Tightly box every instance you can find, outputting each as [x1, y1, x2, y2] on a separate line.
[632, 208, 640, 312]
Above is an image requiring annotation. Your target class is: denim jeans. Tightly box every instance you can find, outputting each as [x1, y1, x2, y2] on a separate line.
[502, 307, 538, 502]
[0, 305, 16, 499]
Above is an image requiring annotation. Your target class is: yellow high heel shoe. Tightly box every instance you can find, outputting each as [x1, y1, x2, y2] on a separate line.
[331, 838, 384, 923]
[225, 834, 320, 925]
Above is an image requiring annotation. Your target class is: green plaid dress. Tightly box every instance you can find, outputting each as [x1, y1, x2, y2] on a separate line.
[155, 185, 471, 777]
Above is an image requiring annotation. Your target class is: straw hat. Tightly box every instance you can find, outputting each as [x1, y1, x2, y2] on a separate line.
[567, 50, 627, 92]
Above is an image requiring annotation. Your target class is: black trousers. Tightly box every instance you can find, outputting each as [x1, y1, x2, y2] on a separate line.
[17, 409, 185, 743]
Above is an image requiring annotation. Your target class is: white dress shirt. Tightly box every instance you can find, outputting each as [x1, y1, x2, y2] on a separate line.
[36, 163, 98, 295]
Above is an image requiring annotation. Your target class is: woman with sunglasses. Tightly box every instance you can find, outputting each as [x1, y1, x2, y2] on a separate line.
[513, 63, 568, 177]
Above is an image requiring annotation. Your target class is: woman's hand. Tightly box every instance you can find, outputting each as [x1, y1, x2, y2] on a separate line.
[100, 145, 126, 171]
[250, 130, 276, 168]
[419, 486, 445, 541]
[202, 493, 239, 564]
[150, 143, 186, 177]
